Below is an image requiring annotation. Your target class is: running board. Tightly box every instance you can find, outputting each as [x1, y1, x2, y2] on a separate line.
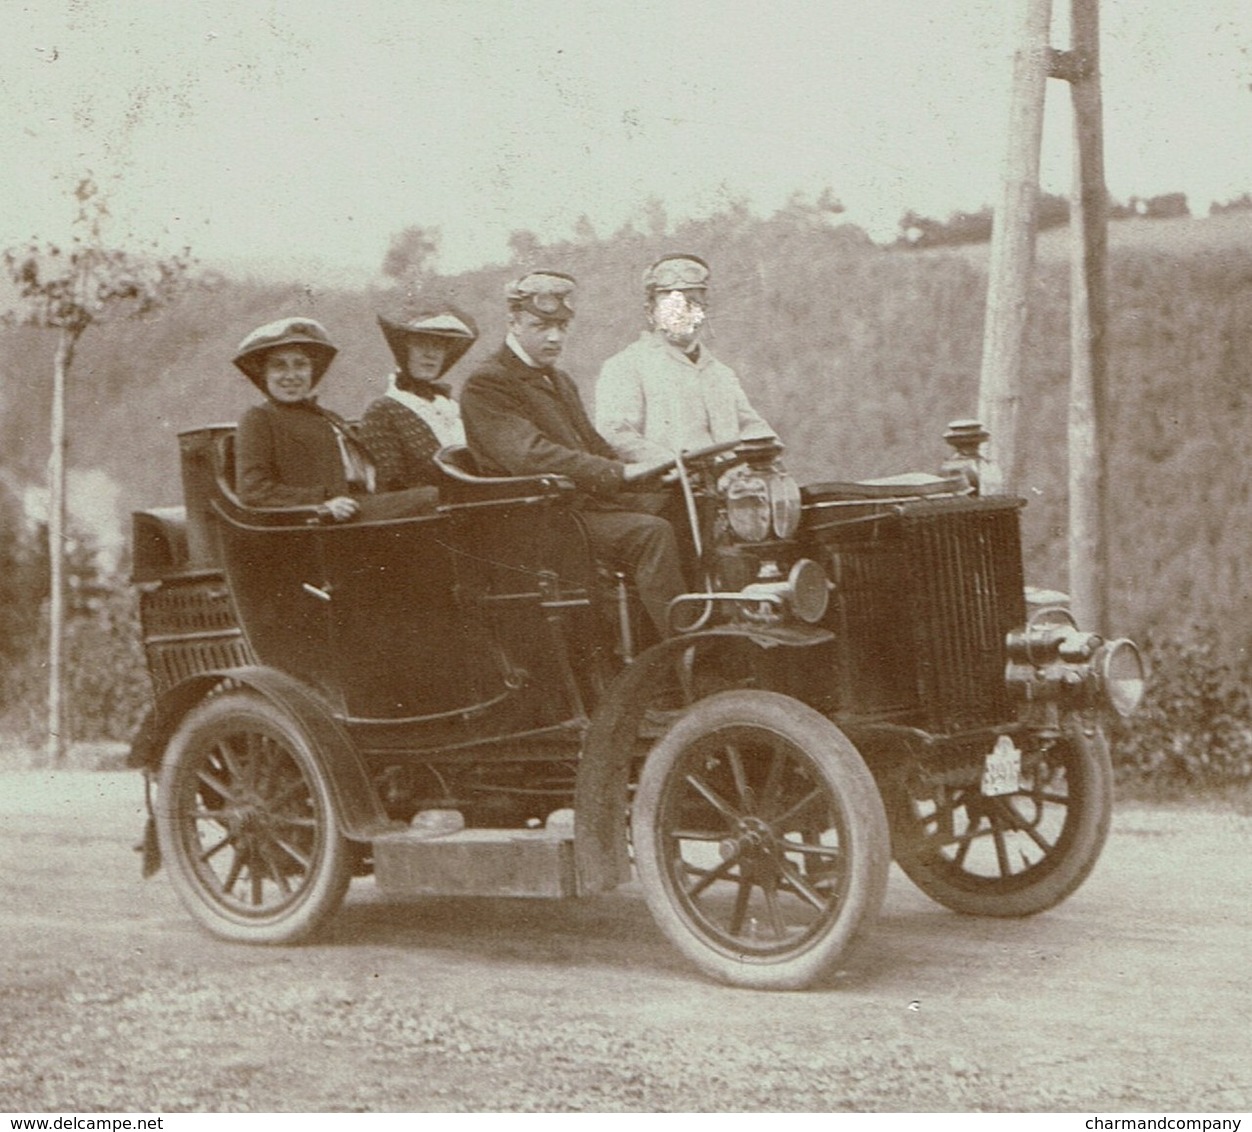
[372, 826, 578, 898]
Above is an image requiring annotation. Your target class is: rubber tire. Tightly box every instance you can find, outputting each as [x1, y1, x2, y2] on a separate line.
[890, 726, 1114, 917]
[632, 690, 890, 990]
[156, 689, 352, 944]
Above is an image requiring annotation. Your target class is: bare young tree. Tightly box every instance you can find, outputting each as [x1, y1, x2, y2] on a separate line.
[2, 177, 192, 763]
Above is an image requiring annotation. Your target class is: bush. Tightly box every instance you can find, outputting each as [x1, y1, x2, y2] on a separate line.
[1112, 632, 1252, 786]
[0, 582, 151, 748]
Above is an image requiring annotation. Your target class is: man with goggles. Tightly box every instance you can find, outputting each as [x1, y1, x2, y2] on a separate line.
[460, 271, 686, 640]
[594, 254, 776, 465]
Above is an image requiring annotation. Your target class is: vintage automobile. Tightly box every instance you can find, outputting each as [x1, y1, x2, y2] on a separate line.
[128, 422, 1144, 990]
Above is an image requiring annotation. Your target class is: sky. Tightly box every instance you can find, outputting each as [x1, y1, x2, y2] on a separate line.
[1, 0, 1250, 285]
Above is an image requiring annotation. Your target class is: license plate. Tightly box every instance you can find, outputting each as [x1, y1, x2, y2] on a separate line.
[981, 735, 1022, 796]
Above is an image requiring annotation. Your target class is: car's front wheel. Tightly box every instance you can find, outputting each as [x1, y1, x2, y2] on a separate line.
[887, 724, 1113, 917]
[155, 689, 352, 943]
[631, 690, 890, 990]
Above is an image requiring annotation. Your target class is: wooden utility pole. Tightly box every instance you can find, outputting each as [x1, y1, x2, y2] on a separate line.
[980, 0, 1110, 630]
[1058, 0, 1110, 633]
[978, 0, 1053, 495]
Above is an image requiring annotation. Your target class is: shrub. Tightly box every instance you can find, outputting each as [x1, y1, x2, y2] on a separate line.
[0, 581, 151, 748]
[1111, 631, 1252, 786]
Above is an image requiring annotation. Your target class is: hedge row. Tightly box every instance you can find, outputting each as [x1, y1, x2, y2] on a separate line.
[2, 586, 1249, 789]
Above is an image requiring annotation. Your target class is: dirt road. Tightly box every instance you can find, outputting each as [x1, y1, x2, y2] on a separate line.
[0, 769, 1248, 1112]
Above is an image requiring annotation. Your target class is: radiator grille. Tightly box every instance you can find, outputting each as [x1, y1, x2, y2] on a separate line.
[804, 496, 1025, 733]
[903, 505, 1024, 731]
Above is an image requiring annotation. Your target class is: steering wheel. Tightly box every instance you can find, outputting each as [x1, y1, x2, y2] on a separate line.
[621, 438, 748, 484]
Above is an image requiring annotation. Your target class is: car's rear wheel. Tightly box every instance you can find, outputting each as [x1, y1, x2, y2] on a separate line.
[888, 725, 1113, 917]
[632, 691, 890, 990]
[156, 690, 352, 943]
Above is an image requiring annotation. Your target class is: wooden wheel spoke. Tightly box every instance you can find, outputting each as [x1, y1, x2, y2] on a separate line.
[990, 811, 1012, 876]
[759, 750, 787, 817]
[725, 744, 754, 813]
[216, 739, 249, 789]
[777, 857, 829, 911]
[1030, 789, 1069, 806]
[771, 784, 824, 830]
[727, 877, 754, 936]
[246, 733, 276, 789]
[761, 883, 787, 939]
[221, 848, 245, 896]
[682, 772, 741, 824]
[784, 838, 839, 859]
[680, 852, 738, 899]
[951, 813, 985, 867]
[195, 770, 238, 805]
[266, 775, 310, 812]
[270, 816, 316, 830]
[993, 796, 1055, 854]
[270, 835, 311, 872]
[198, 834, 232, 863]
[255, 841, 293, 896]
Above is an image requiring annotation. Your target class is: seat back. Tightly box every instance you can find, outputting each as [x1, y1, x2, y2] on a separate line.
[209, 426, 329, 528]
[436, 444, 482, 477]
[434, 445, 576, 501]
[215, 430, 240, 501]
[176, 423, 239, 569]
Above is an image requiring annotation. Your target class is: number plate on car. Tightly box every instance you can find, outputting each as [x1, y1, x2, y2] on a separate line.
[981, 735, 1022, 796]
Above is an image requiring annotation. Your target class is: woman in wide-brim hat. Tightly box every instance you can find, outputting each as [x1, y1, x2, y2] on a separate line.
[359, 304, 478, 491]
[232, 315, 437, 522]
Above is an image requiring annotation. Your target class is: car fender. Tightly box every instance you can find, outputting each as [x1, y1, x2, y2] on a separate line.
[128, 665, 396, 842]
[573, 623, 832, 894]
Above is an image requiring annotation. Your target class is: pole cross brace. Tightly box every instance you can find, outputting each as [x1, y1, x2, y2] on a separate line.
[1048, 48, 1093, 84]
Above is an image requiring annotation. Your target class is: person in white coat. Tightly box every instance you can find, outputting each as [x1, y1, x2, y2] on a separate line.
[595, 254, 776, 464]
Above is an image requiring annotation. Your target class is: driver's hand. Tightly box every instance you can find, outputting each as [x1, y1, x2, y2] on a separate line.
[621, 460, 672, 484]
[323, 495, 360, 522]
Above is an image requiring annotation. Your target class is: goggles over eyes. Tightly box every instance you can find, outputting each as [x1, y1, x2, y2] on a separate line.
[506, 272, 576, 319]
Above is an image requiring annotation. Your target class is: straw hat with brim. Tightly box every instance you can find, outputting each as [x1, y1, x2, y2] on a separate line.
[233, 317, 339, 391]
[378, 307, 478, 379]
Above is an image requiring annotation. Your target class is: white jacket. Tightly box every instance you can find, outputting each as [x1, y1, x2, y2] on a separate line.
[594, 331, 774, 463]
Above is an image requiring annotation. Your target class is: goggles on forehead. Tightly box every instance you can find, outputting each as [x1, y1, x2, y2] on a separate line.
[507, 272, 576, 319]
[644, 255, 710, 292]
[525, 291, 575, 317]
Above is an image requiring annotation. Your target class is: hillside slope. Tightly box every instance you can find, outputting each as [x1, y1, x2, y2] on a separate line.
[2, 211, 1249, 655]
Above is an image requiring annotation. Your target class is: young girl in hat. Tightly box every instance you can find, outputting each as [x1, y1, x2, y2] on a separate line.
[232, 316, 437, 522]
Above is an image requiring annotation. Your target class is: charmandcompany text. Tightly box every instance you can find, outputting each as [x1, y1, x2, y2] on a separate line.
[1086, 1121, 1240, 1131]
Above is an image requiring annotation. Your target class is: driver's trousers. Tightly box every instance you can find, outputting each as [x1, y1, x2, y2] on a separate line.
[579, 507, 686, 639]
